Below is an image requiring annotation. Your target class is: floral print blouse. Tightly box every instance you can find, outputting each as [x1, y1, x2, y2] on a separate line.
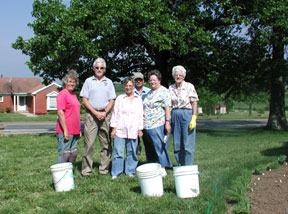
[143, 86, 171, 129]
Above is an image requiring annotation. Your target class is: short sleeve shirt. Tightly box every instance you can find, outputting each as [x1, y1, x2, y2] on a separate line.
[80, 76, 116, 110]
[133, 86, 151, 101]
[56, 89, 81, 134]
[169, 81, 199, 109]
[143, 86, 171, 129]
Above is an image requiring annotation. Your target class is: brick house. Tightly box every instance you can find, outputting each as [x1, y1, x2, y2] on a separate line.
[0, 77, 61, 114]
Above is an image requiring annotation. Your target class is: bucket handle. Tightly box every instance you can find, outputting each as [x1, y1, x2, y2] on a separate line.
[54, 170, 69, 185]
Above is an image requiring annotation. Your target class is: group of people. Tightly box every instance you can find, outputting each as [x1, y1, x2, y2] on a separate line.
[56, 57, 199, 180]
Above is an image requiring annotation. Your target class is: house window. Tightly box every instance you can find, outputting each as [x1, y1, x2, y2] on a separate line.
[47, 96, 57, 110]
[0, 96, 3, 102]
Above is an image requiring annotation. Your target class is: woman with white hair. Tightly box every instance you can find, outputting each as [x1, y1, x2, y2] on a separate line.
[169, 65, 199, 166]
[56, 69, 81, 163]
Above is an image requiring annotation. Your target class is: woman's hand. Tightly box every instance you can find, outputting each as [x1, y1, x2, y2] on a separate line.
[111, 128, 116, 139]
[64, 130, 69, 141]
[138, 130, 143, 139]
[165, 121, 171, 134]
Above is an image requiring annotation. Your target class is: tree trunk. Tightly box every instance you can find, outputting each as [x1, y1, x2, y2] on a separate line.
[266, 28, 287, 130]
[154, 51, 170, 88]
[248, 96, 252, 117]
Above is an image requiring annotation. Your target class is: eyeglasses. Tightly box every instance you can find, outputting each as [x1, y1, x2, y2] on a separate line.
[93, 66, 105, 70]
[135, 78, 143, 82]
[174, 74, 183, 78]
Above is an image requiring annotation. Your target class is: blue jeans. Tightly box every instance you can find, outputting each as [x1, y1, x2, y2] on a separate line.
[143, 125, 172, 168]
[57, 133, 79, 163]
[111, 136, 138, 176]
[171, 109, 196, 166]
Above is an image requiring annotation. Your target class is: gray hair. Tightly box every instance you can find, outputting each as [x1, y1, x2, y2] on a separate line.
[62, 69, 78, 86]
[93, 57, 106, 68]
[172, 65, 186, 78]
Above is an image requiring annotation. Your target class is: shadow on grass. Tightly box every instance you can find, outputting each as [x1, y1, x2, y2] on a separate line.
[73, 161, 100, 174]
[197, 127, 266, 137]
[130, 184, 176, 195]
[261, 141, 288, 157]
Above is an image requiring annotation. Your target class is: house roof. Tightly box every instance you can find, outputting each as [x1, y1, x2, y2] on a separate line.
[0, 77, 44, 94]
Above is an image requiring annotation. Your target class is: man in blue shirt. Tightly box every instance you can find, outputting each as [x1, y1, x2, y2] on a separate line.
[133, 72, 150, 155]
[133, 72, 150, 101]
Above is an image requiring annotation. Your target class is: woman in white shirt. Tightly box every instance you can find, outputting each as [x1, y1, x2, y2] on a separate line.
[110, 77, 143, 179]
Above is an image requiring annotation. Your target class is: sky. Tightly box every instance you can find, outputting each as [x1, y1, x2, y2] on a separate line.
[0, 1, 36, 78]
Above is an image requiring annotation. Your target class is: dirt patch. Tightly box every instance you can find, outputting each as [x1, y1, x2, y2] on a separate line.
[248, 163, 288, 214]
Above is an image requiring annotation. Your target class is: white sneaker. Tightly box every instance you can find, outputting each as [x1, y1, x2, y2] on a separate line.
[111, 176, 117, 180]
[161, 167, 167, 177]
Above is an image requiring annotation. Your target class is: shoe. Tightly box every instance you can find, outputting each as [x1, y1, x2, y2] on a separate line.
[99, 171, 108, 175]
[111, 176, 117, 180]
[128, 174, 134, 178]
[161, 167, 167, 177]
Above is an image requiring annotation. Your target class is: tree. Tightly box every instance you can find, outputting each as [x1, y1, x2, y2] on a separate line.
[224, 0, 288, 130]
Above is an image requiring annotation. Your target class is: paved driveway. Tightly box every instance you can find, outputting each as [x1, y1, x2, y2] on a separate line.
[0, 119, 267, 135]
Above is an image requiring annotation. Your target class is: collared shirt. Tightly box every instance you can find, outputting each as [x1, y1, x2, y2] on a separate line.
[133, 86, 151, 101]
[169, 81, 199, 109]
[80, 76, 116, 110]
[110, 94, 143, 139]
[143, 86, 171, 129]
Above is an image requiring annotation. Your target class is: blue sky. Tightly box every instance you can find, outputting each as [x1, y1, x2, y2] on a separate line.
[0, 1, 36, 78]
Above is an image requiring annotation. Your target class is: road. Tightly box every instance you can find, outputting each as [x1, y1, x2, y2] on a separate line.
[0, 119, 268, 136]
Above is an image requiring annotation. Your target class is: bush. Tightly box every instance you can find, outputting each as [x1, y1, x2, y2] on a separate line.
[5, 107, 11, 113]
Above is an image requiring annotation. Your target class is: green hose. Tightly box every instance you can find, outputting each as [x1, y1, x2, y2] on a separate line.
[206, 176, 222, 214]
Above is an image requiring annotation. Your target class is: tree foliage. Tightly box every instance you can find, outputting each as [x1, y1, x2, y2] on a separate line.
[13, 0, 288, 129]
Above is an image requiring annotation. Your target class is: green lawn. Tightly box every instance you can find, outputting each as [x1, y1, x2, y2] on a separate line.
[0, 128, 287, 213]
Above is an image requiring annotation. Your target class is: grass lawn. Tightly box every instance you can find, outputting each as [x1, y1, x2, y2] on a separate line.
[0, 128, 287, 213]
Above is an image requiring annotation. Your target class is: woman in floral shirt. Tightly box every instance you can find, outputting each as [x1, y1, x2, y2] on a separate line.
[143, 70, 172, 177]
[169, 65, 199, 166]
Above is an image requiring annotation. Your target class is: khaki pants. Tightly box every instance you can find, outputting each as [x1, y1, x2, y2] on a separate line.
[81, 111, 112, 175]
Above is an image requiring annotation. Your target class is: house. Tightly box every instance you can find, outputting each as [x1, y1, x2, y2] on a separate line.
[0, 77, 61, 114]
[215, 104, 227, 114]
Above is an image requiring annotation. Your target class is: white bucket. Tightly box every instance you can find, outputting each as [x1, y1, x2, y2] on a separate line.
[173, 165, 200, 198]
[136, 163, 163, 197]
[50, 162, 75, 192]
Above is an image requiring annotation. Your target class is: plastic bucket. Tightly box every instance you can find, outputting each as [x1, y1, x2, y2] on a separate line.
[50, 162, 75, 192]
[173, 165, 200, 198]
[136, 163, 163, 197]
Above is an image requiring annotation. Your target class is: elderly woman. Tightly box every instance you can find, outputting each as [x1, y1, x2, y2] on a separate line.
[110, 77, 143, 179]
[56, 70, 81, 163]
[169, 65, 199, 166]
[143, 70, 172, 177]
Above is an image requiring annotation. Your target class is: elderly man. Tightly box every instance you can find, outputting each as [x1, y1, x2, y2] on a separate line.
[133, 72, 150, 101]
[80, 57, 116, 176]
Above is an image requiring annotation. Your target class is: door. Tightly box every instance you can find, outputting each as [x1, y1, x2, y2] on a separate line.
[18, 96, 26, 111]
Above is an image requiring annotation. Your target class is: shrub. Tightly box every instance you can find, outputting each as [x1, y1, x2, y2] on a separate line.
[5, 107, 11, 113]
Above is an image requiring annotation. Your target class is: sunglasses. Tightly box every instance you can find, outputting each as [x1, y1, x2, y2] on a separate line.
[93, 66, 105, 70]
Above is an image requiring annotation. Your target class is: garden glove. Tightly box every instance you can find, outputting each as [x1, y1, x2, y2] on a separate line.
[189, 115, 197, 131]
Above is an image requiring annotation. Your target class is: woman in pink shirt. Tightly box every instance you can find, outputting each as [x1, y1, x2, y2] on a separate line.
[110, 77, 143, 179]
[56, 70, 81, 163]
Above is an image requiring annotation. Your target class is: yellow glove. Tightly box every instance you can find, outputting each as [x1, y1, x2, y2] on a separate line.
[189, 115, 197, 131]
